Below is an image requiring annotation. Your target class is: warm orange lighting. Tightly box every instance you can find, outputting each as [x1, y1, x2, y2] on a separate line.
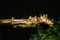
[0, 14, 54, 27]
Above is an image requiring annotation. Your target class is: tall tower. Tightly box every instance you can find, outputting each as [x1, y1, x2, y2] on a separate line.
[11, 17, 14, 25]
[34, 15, 37, 22]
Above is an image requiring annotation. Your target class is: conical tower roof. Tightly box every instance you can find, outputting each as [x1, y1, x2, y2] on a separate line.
[28, 16, 32, 19]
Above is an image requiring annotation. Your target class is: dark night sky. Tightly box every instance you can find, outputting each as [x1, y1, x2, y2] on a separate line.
[0, 0, 59, 19]
[12, 0, 60, 19]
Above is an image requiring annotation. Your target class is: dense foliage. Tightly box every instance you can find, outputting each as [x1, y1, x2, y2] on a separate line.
[29, 24, 60, 40]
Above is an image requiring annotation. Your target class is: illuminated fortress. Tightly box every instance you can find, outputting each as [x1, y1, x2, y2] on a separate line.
[0, 14, 54, 28]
